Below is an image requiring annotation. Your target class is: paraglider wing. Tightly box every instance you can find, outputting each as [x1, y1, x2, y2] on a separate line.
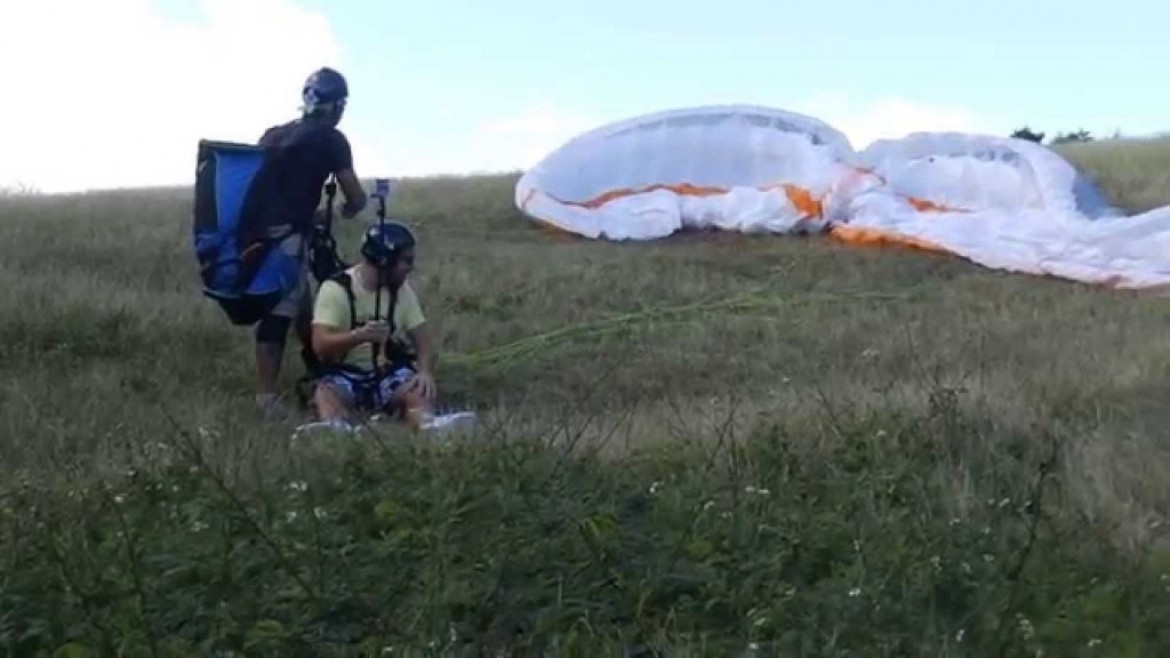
[517, 109, 1170, 290]
[854, 132, 1122, 218]
[515, 105, 859, 240]
[834, 132, 1170, 288]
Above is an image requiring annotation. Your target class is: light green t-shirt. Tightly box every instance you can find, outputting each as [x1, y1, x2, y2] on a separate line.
[312, 266, 426, 369]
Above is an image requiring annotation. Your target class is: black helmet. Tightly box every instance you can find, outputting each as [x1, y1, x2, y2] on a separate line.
[302, 67, 348, 109]
[361, 221, 416, 267]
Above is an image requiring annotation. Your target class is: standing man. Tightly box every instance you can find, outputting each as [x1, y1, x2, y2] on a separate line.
[253, 67, 368, 418]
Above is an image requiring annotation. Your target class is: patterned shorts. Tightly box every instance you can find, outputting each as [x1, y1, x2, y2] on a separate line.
[318, 365, 417, 412]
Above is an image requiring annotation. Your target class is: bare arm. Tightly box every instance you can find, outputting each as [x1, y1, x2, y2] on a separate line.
[311, 322, 380, 365]
[409, 322, 434, 375]
[335, 168, 367, 218]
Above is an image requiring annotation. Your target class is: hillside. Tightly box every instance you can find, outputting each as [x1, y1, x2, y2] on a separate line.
[2, 136, 1169, 655]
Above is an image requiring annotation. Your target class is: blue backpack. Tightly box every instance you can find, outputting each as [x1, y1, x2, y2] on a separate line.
[192, 139, 305, 325]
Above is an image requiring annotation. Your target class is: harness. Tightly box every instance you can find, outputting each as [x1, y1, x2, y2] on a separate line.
[307, 177, 347, 283]
[295, 268, 415, 412]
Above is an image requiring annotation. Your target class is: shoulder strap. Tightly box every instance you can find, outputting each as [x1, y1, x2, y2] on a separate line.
[328, 271, 358, 330]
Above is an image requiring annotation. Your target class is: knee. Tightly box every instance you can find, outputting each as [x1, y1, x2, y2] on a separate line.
[315, 380, 351, 416]
[393, 388, 428, 411]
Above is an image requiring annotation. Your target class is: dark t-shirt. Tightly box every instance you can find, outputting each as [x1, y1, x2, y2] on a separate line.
[258, 118, 353, 233]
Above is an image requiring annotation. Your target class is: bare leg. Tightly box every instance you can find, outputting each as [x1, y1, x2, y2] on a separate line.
[315, 381, 355, 424]
[391, 388, 434, 429]
[256, 264, 310, 411]
[292, 380, 362, 439]
[255, 339, 284, 398]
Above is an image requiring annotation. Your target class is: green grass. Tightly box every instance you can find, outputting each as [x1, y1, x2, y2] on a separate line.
[1057, 136, 1170, 213]
[2, 137, 1170, 656]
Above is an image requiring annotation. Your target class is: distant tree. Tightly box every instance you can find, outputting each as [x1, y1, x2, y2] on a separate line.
[0, 181, 40, 196]
[1011, 126, 1045, 143]
[1051, 129, 1094, 144]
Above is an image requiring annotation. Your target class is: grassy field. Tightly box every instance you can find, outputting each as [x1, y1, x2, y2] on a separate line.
[2, 136, 1170, 656]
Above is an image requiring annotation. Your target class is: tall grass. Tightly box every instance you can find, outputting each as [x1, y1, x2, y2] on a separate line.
[1058, 135, 1170, 213]
[2, 138, 1169, 655]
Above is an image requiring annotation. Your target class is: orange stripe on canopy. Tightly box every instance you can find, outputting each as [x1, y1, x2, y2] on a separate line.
[828, 224, 949, 253]
[905, 196, 969, 213]
[537, 181, 826, 218]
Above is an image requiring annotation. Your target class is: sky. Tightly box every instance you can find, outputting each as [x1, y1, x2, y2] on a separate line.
[1, 0, 1166, 193]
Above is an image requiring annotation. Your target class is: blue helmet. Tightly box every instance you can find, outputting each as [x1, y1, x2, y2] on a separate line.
[302, 67, 348, 110]
[361, 221, 417, 267]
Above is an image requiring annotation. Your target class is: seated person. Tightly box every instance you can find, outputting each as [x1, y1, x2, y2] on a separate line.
[308, 220, 439, 430]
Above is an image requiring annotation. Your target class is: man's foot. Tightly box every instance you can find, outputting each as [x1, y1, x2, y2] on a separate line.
[256, 393, 294, 421]
[291, 417, 362, 440]
[419, 411, 478, 434]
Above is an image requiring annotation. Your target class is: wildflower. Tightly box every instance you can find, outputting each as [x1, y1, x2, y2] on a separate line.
[1017, 614, 1035, 641]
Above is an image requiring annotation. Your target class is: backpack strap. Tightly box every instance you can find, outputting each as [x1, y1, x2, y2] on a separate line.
[329, 271, 359, 330]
